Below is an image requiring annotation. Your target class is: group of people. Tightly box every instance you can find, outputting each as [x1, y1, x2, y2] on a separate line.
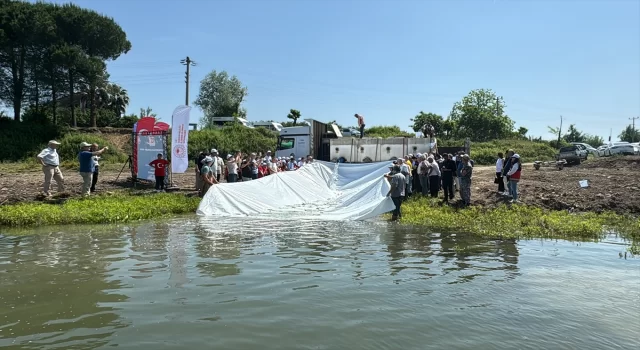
[37, 140, 109, 197]
[385, 152, 475, 220]
[495, 149, 522, 203]
[194, 149, 315, 197]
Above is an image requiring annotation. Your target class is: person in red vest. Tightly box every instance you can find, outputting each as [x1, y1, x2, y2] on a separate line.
[149, 153, 170, 192]
[354, 113, 365, 138]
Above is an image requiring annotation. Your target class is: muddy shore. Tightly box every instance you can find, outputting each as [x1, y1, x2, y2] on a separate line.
[1, 157, 639, 215]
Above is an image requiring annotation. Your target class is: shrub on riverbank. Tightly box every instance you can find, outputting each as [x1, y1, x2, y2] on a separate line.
[184, 125, 278, 159]
[400, 196, 639, 250]
[438, 138, 558, 165]
[0, 193, 200, 227]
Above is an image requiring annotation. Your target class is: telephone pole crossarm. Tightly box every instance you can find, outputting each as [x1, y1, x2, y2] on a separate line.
[180, 56, 197, 106]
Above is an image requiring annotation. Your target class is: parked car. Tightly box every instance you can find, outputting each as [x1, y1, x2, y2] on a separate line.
[556, 145, 583, 165]
[570, 142, 597, 157]
[596, 145, 610, 157]
[608, 143, 638, 156]
[341, 128, 361, 137]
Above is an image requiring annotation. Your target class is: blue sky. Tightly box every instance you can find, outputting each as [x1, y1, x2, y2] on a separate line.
[46, 0, 639, 140]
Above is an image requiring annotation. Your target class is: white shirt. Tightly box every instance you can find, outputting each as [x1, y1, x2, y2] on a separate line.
[93, 155, 100, 167]
[211, 156, 219, 174]
[216, 157, 223, 174]
[507, 162, 520, 176]
[227, 160, 238, 175]
[428, 162, 441, 177]
[496, 158, 504, 172]
[264, 155, 272, 163]
[37, 147, 60, 166]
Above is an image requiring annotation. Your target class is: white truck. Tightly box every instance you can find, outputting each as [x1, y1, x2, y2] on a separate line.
[275, 119, 438, 162]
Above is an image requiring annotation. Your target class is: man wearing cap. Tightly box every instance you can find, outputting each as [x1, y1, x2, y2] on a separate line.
[210, 149, 223, 183]
[78, 142, 108, 196]
[264, 151, 272, 164]
[37, 140, 64, 196]
[386, 165, 406, 221]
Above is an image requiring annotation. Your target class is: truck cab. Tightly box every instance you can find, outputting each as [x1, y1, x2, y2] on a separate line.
[276, 125, 311, 159]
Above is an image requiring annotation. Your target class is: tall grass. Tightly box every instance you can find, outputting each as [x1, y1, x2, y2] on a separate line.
[400, 196, 640, 248]
[0, 193, 200, 227]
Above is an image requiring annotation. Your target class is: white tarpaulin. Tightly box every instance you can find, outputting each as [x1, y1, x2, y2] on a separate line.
[171, 105, 191, 173]
[196, 161, 396, 220]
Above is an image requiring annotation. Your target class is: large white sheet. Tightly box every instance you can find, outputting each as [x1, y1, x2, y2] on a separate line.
[196, 161, 396, 220]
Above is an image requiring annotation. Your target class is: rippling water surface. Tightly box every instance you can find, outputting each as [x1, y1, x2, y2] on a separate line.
[0, 218, 638, 350]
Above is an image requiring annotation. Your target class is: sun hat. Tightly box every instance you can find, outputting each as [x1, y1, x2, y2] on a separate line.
[203, 156, 213, 163]
[48, 140, 61, 145]
[79, 142, 91, 148]
[512, 154, 520, 159]
[211, 148, 218, 153]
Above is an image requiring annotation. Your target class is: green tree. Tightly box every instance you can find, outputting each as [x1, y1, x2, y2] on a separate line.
[517, 126, 528, 138]
[194, 70, 248, 128]
[583, 134, 604, 148]
[449, 89, 514, 141]
[287, 109, 301, 125]
[106, 83, 129, 118]
[410, 112, 443, 133]
[365, 126, 415, 138]
[139, 106, 157, 118]
[0, 1, 130, 126]
[562, 124, 585, 142]
[619, 125, 640, 143]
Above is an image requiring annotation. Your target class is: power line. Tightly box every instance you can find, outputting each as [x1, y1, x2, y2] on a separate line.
[630, 116, 639, 143]
[180, 56, 196, 106]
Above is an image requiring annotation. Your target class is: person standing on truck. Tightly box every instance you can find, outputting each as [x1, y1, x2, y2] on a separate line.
[354, 114, 365, 138]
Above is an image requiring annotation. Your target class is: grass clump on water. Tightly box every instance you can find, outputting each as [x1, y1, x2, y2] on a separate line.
[400, 196, 640, 249]
[0, 193, 200, 227]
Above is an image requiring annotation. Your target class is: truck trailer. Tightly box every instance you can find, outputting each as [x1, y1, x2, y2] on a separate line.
[275, 119, 439, 162]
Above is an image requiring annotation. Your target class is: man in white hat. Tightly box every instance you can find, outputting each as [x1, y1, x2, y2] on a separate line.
[37, 140, 64, 196]
[78, 142, 108, 196]
[210, 149, 223, 183]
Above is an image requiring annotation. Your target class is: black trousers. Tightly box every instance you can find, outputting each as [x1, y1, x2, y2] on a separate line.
[391, 196, 403, 219]
[155, 176, 165, 190]
[90, 166, 99, 192]
[442, 176, 454, 201]
[216, 173, 221, 182]
[429, 175, 440, 197]
[360, 124, 365, 138]
[496, 172, 505, 192]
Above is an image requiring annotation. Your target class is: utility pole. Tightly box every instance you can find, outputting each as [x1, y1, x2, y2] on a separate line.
[180, 56, 196, 106]
[630, 116, 639, 143]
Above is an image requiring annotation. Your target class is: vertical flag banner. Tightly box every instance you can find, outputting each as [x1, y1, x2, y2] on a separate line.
[171, 105, 191, 173]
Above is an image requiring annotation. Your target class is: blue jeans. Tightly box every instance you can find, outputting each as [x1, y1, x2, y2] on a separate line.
[509, 180, 519, 201]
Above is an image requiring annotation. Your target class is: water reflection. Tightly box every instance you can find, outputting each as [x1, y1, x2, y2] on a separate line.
[0, 230, 129, 349]
[0, 218, 637, 350]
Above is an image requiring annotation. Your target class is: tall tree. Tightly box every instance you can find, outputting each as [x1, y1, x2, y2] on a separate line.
[106, 83, 129, 118]
[195, 70, 248, 128]
[139, 106, 157, 118]
[619, 125, 640, 143]
[562, 124, 584, 143]
[448, 89, 514, 141]
[287, 109, 301, 125]
[410, 112, 443, 133]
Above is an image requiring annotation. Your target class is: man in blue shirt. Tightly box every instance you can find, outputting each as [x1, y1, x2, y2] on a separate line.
[79, 142, 108, 196]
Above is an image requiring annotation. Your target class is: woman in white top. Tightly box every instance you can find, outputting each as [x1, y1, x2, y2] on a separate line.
[427, 157, 441, 198]
[495, 152, 505, 193]
[90, 143, 100, 193]
[226, 155, 239, 183]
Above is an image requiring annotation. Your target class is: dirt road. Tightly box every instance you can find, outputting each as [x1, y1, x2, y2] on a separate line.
[1, 157, 639, 215]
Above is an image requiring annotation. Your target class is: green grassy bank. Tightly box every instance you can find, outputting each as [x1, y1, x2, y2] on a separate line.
[0, 193, 200, 227]
[400, 197, 640, 253]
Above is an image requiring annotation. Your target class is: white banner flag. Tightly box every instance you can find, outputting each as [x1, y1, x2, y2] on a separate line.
[171, 105, 191, 173]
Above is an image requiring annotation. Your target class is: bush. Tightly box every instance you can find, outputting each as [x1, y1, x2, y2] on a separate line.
[366, 125, 415, 138]
[0, 119, 62, 161]
[438, 138, 557, 165]
[182, 124, 277, 159]
[56, 133, 128, 165]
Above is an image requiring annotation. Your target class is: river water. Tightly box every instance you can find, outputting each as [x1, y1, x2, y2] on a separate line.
[0, 218, 638, 350]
